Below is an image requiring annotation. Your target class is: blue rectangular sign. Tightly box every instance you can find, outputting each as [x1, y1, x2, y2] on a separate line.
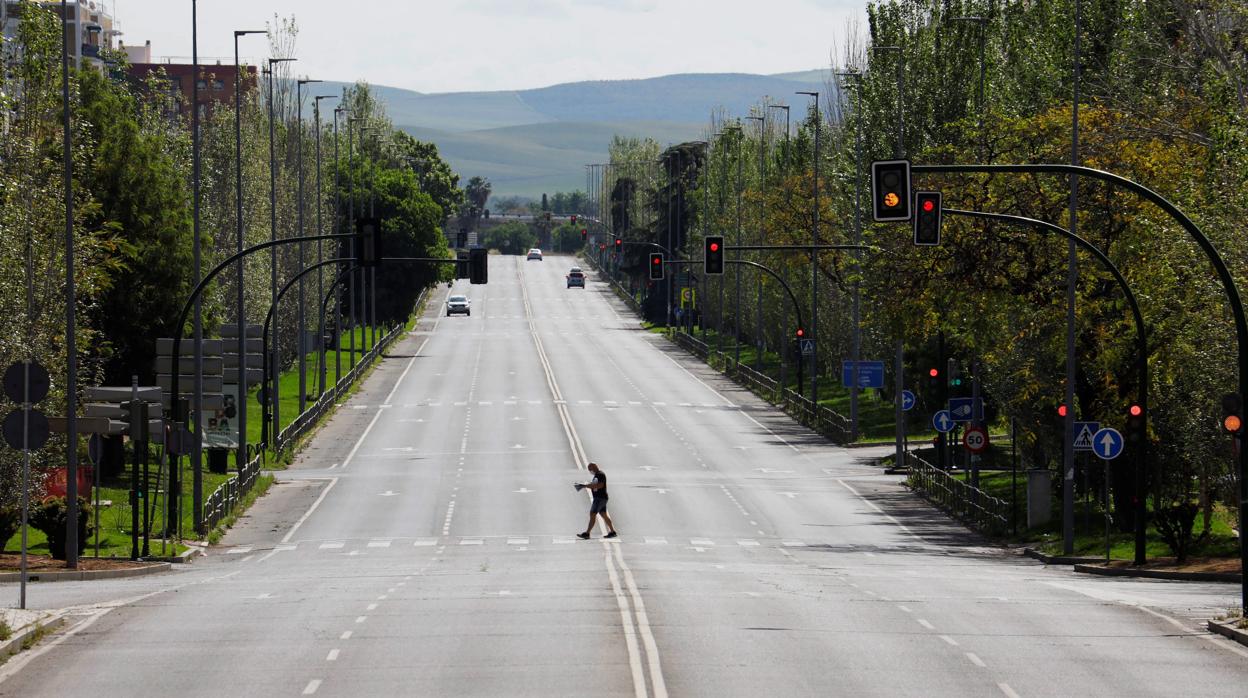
[948, 397, 983, 422]
[841, 361, 885, 389]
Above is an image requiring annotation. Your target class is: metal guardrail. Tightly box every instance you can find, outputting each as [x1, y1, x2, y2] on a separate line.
[203, 451, 261, 532]
[905, 451, 1009, 535]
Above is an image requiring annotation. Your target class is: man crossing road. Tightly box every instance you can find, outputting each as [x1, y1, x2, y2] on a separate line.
[576, 462, 617, 539]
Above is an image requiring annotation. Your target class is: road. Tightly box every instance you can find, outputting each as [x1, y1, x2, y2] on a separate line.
[3, 253, 1247, 696]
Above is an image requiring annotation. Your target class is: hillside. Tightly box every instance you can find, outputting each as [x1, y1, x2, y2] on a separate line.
[320, 69, 831, 198]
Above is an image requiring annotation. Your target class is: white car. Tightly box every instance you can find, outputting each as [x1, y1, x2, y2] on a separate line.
[527, 248, 543, 261]
[446, 295, 470, 316]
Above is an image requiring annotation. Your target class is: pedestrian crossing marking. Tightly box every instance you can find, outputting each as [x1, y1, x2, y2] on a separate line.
[737, 539, 760, 547]
[319, 542, 344, 549]
[690, 538, 715, 546]
[413, 539, 438, 547]
[367, 539, 392, 548]
[644, 537, 668, 545]
[226, 547, 253, 554]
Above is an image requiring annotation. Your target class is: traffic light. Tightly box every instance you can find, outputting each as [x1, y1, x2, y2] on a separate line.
[913, 191, 942, 245]
[615, 237, 622, 249]
[124, 399, 150, 442]
[648, 253, 664, 280]
[704, 235, 724, 275]
[795, 327, 805, 339]
[1222, 393, 1243, 434]
[1126, 403, 1145, 444]
[469, 247, 488, 285]
[581, 228, 588, 242]
[356, 217, 382, 267]
[927, 366, 940, 391]
[570, 215, 577, 224]
[1057, 404, 1068, 418]
[871, 159, 912, 222]
[947, 359, 962, 387]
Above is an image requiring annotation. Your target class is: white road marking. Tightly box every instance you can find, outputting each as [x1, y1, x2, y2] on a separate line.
[514, 487, 534, 493]
[917, 619, 935, 630]
[340, 631, 352, 640]
[280, 477, 339, 545]
[777, 492, 798, 499]
[366, 603, 378, 611]
[355, 616, 367, 624]
[737, 539, 760, 547]
[326, 649, 339, 661]
[302, 679, 322, 695]
[837, 479, 935, 549]
[782, 540, 807, 547]
[460, 538, 484, 545]
[377, 490, 399, 497]
[413, 538, 438, 546]
[966, 652, 986, 667]
[240, 555, 255, 563]
[225, 547, 253, 555]
[367, 539, 391, 548]
[318, 542, 344, 550]
[690, 538, 714, 546]
[644, 537, 667, 545]
[939, 635, 959, 646]
[897, 605, 913, 613]
[508, 537, 530, 545]
[998, 683, 1021, 698]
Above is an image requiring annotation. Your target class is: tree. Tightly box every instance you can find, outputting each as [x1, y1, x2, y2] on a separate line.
[465, 176, 492, 212]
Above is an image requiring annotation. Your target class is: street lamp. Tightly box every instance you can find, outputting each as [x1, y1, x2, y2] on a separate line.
[264, 56, 295, 448]
[296, 77, 322, 415]
[837, 71, 865, 441]
[313, 94, 337, 396]
[745, 113, 766, 373]
[766, 104, 791, 388]
[332, 105, 346, 387]
[233, 29, 264, 473]
[796, 90, 820, 403]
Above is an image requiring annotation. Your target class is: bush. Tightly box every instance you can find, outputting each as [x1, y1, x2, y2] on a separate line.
[0, 507, 19, 552]
[29, 497, 92, 560]
[1154, 502, 1204, 563]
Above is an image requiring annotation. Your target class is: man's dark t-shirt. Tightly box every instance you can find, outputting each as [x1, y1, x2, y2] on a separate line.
[592, 471, 608, 501]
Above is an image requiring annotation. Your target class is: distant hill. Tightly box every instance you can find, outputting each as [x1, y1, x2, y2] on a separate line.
[320, 69, 832, 198]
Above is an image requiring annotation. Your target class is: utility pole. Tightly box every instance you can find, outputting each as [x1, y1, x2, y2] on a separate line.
[1063, 0, 1082, 556]
[797, 91, 821, 403]
[746, 114, 766, 373]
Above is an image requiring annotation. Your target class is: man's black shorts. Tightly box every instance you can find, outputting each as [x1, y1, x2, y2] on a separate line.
[589, 498, 608, 514]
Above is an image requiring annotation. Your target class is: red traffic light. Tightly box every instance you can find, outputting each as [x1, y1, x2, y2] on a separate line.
[795, 328, 805, 338]
[598, 243, 605, 250]
[709, 242, 720, 252]
[922, 199, 935, 213]
[1129, 404, 1143, 417]
[651, 256, 661, 265]
[928, 368, 939, 378]
[1057, 404, 1068, 418]
[570, 215, 577, 223]
[615, 238, 622, 247]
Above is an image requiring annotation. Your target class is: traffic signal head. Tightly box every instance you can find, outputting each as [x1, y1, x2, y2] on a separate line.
[1222, 393, 1242, 434]
[928, 367, 939, 378]
[871, 159, 912, 222]
[947, 358, 961, 387]
[570, 215, 577, 224]
[704, 235, 724, 275]
[1126, 403, 1145, 444]
[581, 228, 587, 241]
[468, 247, 488, 285]
[1057, 404, 1068, 418]
[795, 327, 805, 338]
[356, 217, 382, 267]
[648, 253, 664, 280]
[913, 191, 942, 245]
[615, 237, 622, 248]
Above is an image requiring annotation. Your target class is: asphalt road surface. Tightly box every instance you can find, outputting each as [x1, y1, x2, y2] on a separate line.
[4, 253, 1248, 697]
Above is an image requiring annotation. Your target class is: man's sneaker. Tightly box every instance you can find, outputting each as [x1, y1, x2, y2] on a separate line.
[605, 531, 618, 539]
[576, 532, 590, 540]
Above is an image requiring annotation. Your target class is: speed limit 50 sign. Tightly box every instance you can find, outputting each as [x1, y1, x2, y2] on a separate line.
[963, 426, 988, 453]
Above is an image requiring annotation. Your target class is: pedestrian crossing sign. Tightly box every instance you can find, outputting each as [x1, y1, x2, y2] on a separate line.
[1072, 421, 1100, 451]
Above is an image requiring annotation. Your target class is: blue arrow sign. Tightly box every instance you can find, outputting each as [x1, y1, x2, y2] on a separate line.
[932, 410, 954, 433]
[841, 361, 885, 388]
[1092, 427, 1124, 460]
[900, 390, 916, 411]
[948, 397, 983, 423]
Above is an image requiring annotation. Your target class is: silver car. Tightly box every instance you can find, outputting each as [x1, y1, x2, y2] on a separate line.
[446, 294, 470, 316]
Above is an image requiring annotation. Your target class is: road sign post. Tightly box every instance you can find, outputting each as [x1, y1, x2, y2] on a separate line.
[963, 425, 988, 453]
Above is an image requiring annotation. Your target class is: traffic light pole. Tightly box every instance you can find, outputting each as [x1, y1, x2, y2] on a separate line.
[944, 206, 1149, 565]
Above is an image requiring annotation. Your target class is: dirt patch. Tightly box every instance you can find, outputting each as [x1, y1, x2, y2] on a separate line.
[0, 552, 151, 572]
[1103, 556, 1240, 575]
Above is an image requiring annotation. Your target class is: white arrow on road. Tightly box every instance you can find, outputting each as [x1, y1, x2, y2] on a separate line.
[639, 465, 657, 471]
[378, 490, 399, 497]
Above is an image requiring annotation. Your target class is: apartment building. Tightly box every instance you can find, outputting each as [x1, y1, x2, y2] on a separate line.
[1, 0, 119, 68]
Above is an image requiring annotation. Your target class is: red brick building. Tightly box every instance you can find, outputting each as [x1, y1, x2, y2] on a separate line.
[127, 61, 258, 121]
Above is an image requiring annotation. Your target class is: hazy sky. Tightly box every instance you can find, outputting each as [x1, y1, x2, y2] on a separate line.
[104, 0, 866, 93]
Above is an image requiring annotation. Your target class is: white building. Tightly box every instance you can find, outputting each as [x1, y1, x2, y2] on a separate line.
[1, 1, 120, 69]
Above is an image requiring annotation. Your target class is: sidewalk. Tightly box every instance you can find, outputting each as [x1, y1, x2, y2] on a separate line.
[0, 608, 66, 660]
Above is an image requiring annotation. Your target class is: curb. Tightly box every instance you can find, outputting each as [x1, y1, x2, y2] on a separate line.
[0, 561, 172, 584]
[1208, 619, 1248, 647]
[1022, 548, 1105, 565]
[1073, 563, 1240, 583]
[0, 612, 67, 660]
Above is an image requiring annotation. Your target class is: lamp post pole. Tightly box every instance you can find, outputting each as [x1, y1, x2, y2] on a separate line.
[347, 117, 361, 367]
[190, 0, 202, 533]
[60, 0, 79, 569]
[232, 29, 263, 474]
[313, 95, 336, 396]
[295, 78, 321, 415]
[838, 71, 865, 442]
[768, 104, 790, 390]
[265, 57, 295, 448]
[332, 106, 345, 386]
[745, 114, 766, 373]
[797, 91, 821, 403]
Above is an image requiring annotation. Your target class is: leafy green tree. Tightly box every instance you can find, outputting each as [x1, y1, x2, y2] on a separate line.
[481, 221, 536, 255]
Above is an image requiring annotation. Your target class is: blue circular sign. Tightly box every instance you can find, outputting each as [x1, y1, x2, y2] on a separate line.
[901, 390, 916, 411]
[932, 409, 954, 433]
[1092, 427, 1124, 460]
